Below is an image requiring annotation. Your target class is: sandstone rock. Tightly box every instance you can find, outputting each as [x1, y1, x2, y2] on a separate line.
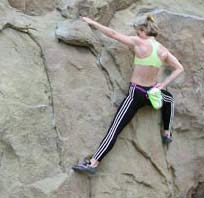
[0, 26, 62, 197]
[8, 0, 56, 15]
[154, 10, 204, 198]
[55, 19, 101, 53]
[56, 0, 115, 23]
[27, 173, 68, 194]
[190, 182, 204, 198]
[0, 1, 204, 198]
[57, 0, 139, 25]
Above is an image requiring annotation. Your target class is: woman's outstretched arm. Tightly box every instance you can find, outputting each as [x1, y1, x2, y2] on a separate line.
[81, 17, 140, 48]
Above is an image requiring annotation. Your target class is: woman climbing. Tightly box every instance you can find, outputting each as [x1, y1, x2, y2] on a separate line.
[72, 15, 184, 174]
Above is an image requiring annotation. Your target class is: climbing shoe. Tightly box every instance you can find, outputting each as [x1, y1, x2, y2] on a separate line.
[72, 160, 96, 174]
[162, 135, 173, 144]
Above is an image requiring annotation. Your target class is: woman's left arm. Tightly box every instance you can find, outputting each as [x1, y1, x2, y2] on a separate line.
[156, 51, 184, 89]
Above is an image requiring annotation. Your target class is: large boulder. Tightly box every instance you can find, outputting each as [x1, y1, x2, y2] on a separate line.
[55, 19, 101, 53]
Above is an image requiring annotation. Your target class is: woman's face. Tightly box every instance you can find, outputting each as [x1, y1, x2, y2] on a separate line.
[136, 26, 147, 38]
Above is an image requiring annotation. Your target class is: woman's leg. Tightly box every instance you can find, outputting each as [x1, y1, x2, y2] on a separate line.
[91, 86, 145, 163]
[161, 90, 174, 138]
[72, 85, 149, 173]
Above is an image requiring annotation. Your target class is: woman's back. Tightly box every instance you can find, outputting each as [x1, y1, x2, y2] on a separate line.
[131, 37, 167, 86]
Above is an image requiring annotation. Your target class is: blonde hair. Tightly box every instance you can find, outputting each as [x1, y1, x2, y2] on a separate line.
[137, 15, 159, 37]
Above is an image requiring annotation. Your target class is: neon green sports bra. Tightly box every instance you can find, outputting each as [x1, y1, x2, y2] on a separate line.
[134, 40, 163, 68]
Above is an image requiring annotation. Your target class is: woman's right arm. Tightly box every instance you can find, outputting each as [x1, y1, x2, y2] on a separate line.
[156, 50, 184, 89]
[81, 17, 140, 48]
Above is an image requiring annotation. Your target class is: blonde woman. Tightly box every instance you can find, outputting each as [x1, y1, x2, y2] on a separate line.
[72, 15, 184, 174]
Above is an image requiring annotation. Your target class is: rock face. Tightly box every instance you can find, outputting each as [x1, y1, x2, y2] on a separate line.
[55, 19, 101, 54]
[0, 1, 204, 198]
[188, 182, 204, 198]
[8, 0, 56, 15]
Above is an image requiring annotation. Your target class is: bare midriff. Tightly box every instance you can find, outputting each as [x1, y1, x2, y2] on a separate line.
[130, 64, 160, 86]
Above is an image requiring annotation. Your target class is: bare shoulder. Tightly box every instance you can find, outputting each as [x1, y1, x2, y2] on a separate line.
[129, 35, 143, 45]
[112, 33, 142, 49]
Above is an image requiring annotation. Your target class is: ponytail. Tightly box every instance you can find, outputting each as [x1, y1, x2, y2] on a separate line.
[137, 15, 159, 37]
[146, 15, 155, 23]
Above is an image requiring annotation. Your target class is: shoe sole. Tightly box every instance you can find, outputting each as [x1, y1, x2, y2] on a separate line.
[162, 136, 173, 144]
[72, 165, 96, 175]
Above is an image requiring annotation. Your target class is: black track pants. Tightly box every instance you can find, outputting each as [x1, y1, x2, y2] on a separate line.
[92, 83, 174, 161]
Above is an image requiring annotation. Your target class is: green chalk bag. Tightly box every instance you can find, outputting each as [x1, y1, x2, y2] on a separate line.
[147, 88, 163, 110]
